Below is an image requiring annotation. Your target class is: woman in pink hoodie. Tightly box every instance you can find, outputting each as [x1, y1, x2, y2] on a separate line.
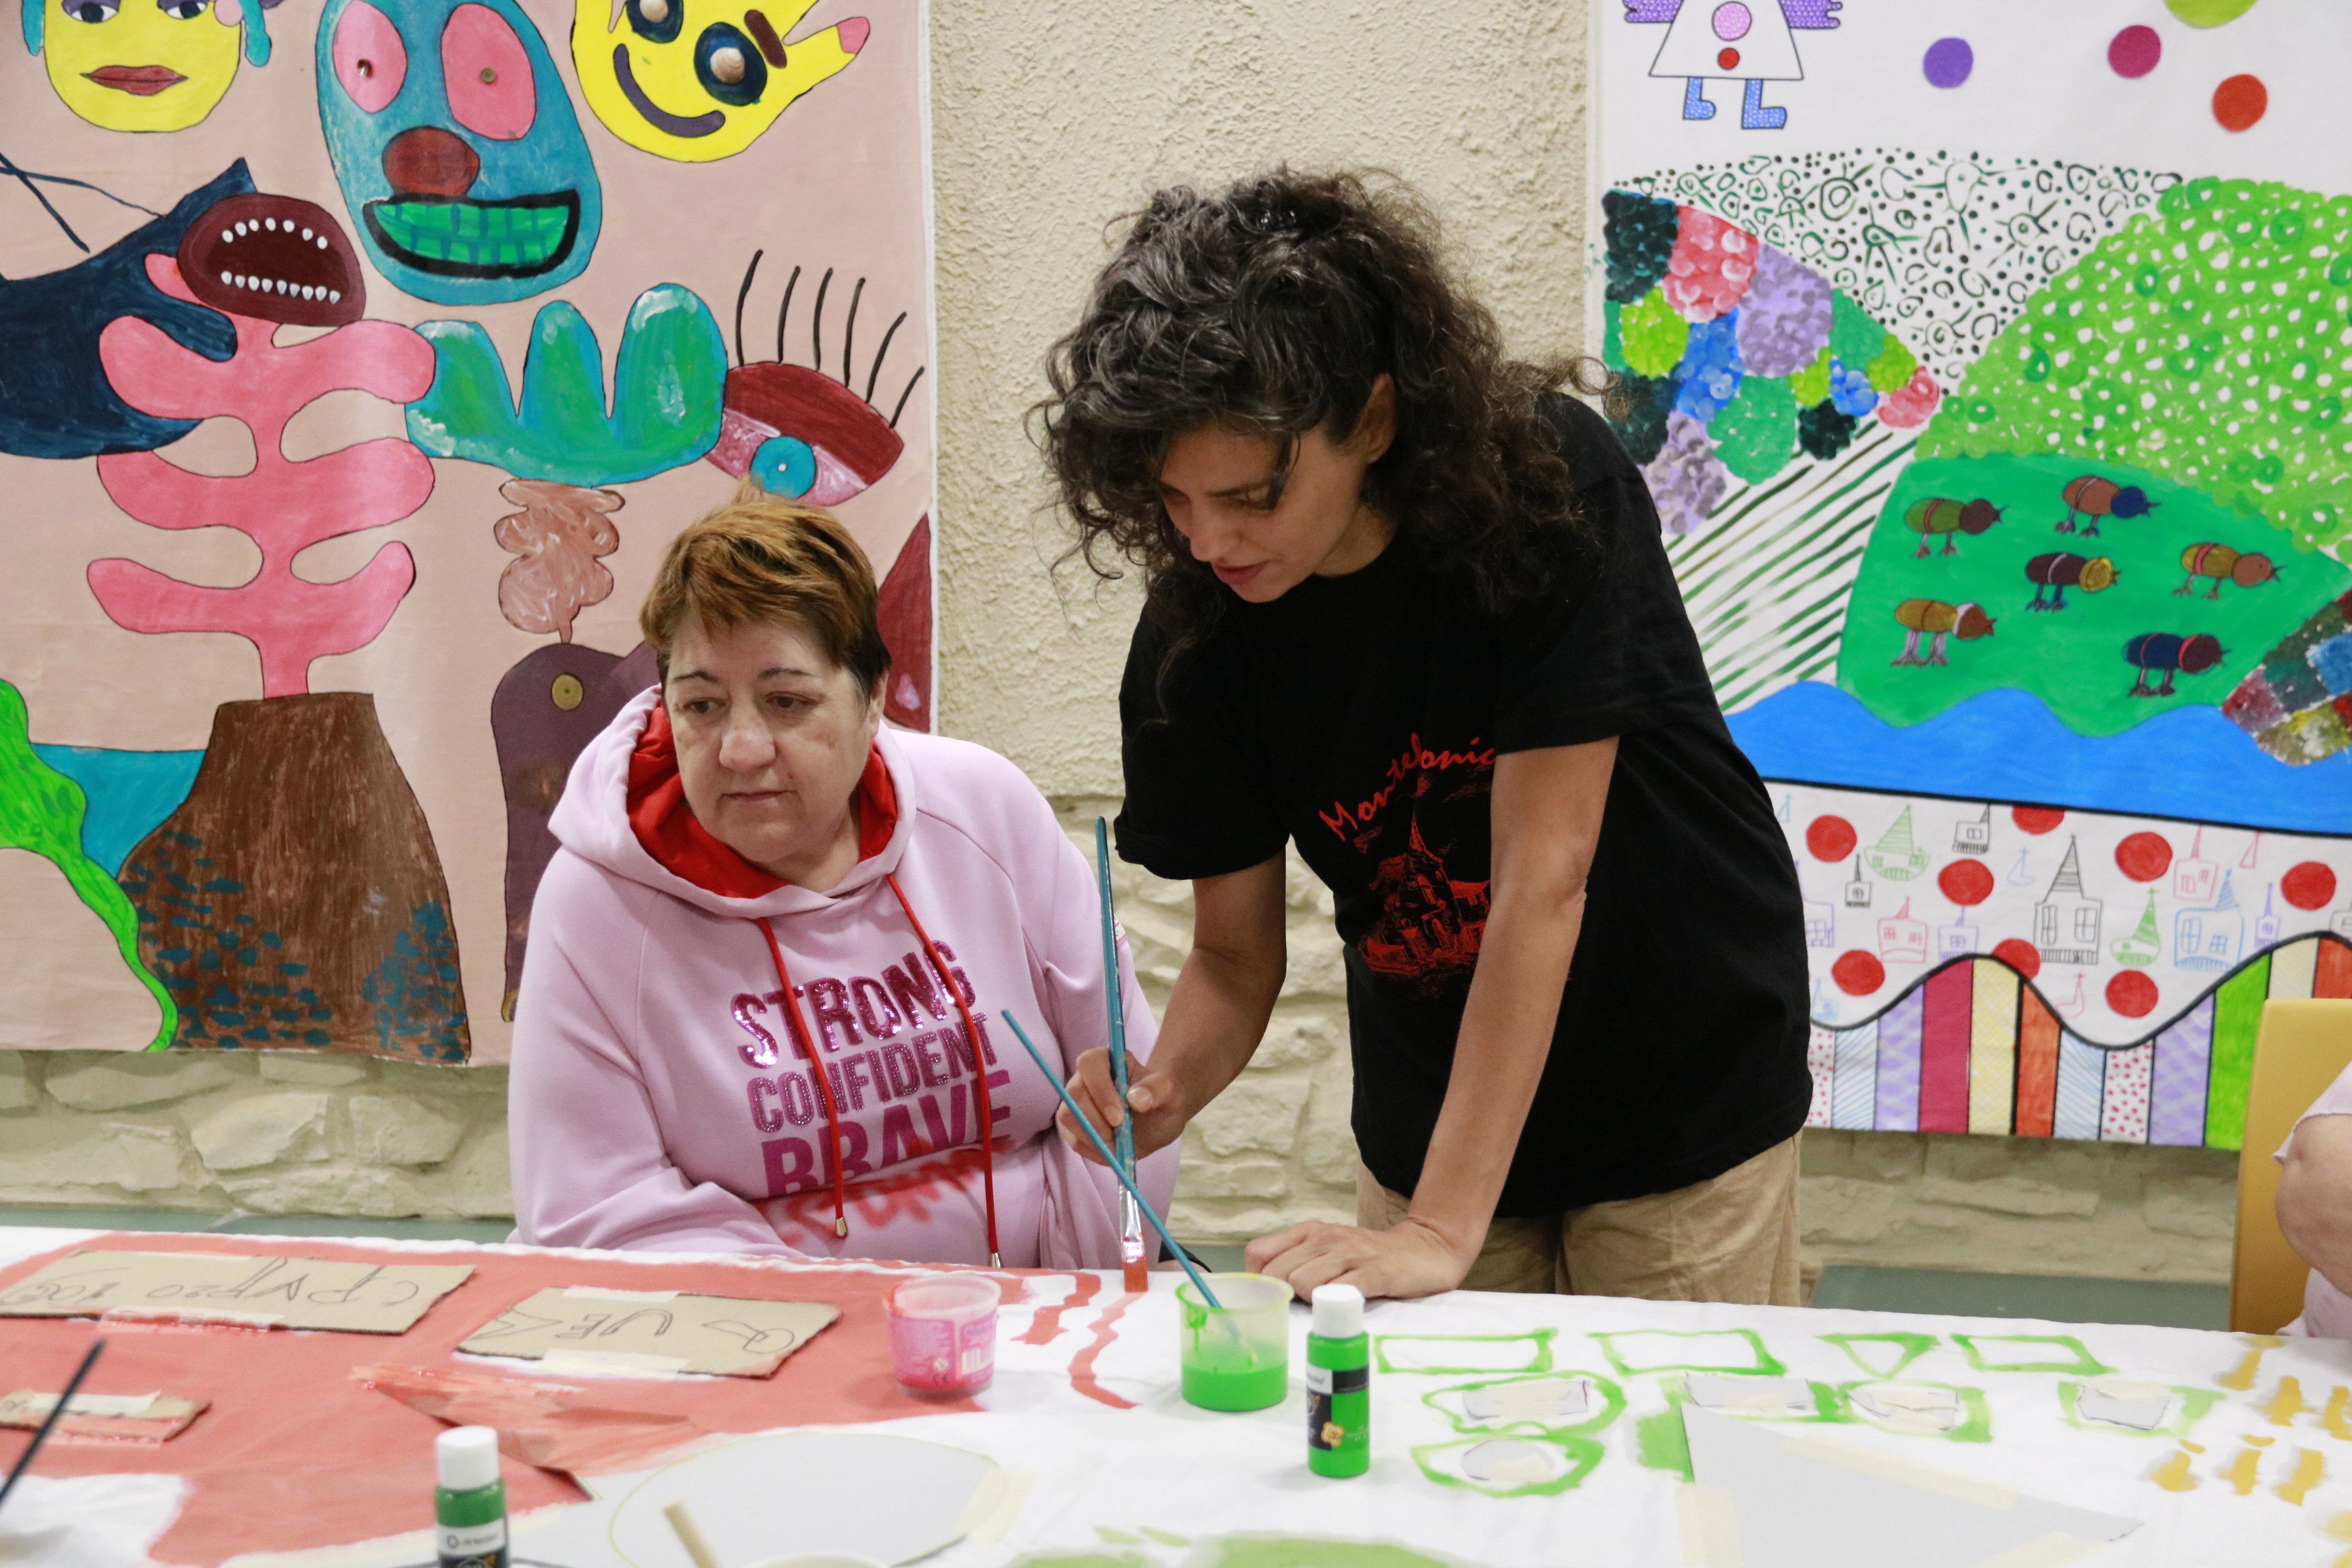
[509, 484, 1176, 1267]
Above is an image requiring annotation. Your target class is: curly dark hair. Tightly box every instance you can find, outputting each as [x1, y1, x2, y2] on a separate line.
[1032, 167, 1604, 684]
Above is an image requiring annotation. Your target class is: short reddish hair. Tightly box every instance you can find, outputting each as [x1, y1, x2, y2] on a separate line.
[639, 480, 890, 699]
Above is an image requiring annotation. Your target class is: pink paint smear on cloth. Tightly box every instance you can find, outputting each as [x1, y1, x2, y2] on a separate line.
[0, 1234, 1106, 1564]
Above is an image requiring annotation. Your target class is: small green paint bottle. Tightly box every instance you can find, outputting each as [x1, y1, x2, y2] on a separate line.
[1306, 1283, 1370, 1478]
[435, 1426, 509, 1568]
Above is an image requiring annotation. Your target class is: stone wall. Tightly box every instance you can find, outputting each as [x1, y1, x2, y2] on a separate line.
[0, 800, 2244, 1291]
[0, 1048, 508, 1221]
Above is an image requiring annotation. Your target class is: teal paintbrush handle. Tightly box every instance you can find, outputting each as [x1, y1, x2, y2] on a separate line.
[1001, 1008, 1219, 1311]
[1095, 818, 1138, 1181]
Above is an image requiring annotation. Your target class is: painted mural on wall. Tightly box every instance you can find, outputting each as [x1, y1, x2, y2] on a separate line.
[1597, 0, 2352, 1148]
[0, 0, 933, 1058]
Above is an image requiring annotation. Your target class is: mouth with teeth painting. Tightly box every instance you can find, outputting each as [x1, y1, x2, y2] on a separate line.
[360, 192, 581, 282]
[178, 193, 367, 328]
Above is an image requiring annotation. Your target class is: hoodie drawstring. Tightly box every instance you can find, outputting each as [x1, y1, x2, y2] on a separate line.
[757, 918, 851, 1238]
[886, 873, 1003, 1270]
[754, 879, 1005, 1268]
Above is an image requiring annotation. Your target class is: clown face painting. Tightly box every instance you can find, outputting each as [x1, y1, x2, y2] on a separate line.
[570, 0, 867, 162]
[21, 0, 269, 131]
[315, 0, 603, 303]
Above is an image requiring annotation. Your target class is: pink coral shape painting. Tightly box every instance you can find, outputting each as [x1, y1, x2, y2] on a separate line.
[92, 257, 436, 699]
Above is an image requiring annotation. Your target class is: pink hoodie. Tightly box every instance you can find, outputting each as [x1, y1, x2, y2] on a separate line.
[508, 689, 1178, 1268]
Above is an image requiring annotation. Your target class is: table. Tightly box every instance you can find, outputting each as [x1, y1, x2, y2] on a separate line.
[2, 1226, 2348, 1567]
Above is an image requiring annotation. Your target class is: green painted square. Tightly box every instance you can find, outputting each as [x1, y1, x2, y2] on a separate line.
[1951, 1333, 2113, 1376]
[1594, 1328, 1786, 1378]
[1374, 1330, 1555, 1376]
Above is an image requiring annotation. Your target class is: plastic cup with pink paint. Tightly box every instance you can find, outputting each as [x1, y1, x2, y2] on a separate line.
[887, 1274, 1000, 1397]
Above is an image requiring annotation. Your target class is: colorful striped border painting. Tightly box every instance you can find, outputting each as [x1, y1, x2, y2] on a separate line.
[1801, 935, 2352, 1148]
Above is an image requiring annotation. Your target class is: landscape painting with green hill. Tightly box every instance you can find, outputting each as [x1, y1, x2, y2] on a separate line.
[1838, 453, 2349, 734]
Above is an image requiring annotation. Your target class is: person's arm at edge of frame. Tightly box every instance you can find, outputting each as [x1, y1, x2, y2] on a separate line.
[2278, 1112, 2352, 1300]
[1054, 854, 1289, 1175]
[1243, 736, 1617, 1299]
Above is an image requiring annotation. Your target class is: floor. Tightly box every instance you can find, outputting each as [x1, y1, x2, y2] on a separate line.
[0, 1212, 2234, 1327]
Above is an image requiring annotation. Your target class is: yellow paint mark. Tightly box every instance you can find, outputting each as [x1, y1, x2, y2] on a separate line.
[2250, 1435, 2278, 1447]
[2326, 1509, 2352, 1543]
[2277, 1447, 2326, 1505]
[2266, 1377, 2311, 1425]
[2219, 1336, 2287, 1391]
[2152, 1446, 2201, 1493]
[2325, 1387, 2352, 1440]
[2223, 1444, 2265, 1496]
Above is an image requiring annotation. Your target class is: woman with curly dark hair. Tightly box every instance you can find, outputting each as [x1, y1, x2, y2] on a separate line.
[1038, 169, 1811, 1303]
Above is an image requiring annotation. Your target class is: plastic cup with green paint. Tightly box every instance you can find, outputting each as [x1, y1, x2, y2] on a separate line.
[1178, 1273, 1292, 1412]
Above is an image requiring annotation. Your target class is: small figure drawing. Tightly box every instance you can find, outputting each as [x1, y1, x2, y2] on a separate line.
[1904, 497, 2003, 558]
[2176, 543, 2276, 600]
[2024, 552, 2119, 612]
[1621, 1, 1841, 130]
[1892, 599, 1994, 666]
[2056, 475, 2155, 537]
[2125, 631, 2226, 698]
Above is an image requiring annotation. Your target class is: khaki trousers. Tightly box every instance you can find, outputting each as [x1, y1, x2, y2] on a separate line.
[1357, 1134, 1803, 1304]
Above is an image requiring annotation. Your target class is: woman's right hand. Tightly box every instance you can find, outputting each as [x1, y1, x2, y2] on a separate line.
[1058, 1046, 1189, 1164]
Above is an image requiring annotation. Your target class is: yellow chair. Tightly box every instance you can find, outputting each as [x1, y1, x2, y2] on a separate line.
[2232, 999, 2352, 1333]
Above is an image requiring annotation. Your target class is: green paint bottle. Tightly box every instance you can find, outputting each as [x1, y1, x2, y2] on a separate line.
[1306, 1283, 1369, 1478]
[434, 1426, 509, 1568]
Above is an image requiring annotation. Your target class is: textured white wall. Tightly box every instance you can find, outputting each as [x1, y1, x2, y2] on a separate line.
[927, 0, 1591, 793]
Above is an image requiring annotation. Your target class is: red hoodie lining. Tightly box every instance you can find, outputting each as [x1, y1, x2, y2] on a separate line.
[625, 702, 897, 896]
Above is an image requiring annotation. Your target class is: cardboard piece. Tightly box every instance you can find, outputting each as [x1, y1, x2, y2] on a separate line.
[1681, 1406, 2141, 1568]
[1686, 1374, 1814, 1416]
[1458, 1438, 1561, 1489]
[2075, 1378, 2175, 1431]
[1852, 1382, 1965, 1434]
[0, 1389, 207, 1443]
[459, 1286, 840, 1378]
[1463, 1376, 1591, 1423]
[0, 1250, 471, 1333]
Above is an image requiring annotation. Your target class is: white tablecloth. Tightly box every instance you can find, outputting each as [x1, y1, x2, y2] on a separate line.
[2, 1226, 2344, 1568]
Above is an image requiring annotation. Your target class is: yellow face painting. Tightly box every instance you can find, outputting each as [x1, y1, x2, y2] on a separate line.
[29, 0, 265, 132]
[571, 0, 865, 162]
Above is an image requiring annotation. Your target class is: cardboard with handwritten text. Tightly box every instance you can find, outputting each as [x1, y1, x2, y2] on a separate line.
[0, 1250, 472, 1333]
[0, 1389, 209, 1442]
[460, 1286, 840, 1378]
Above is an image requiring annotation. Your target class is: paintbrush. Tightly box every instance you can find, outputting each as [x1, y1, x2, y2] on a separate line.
[1095, 816, 1148, 1293]
[0, 1336, 105, 1516]
[1000, 1008, 1221, 1311]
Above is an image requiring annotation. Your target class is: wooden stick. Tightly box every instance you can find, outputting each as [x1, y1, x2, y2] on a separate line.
[663, 1498, 726, 1568]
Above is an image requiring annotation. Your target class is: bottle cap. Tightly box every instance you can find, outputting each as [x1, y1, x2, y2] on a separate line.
[437, 1425, 500, 1492]
[1311, 1282, 1364, 1339]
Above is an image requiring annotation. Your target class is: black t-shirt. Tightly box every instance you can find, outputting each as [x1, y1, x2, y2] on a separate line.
[1115, 395, 1811, 1216]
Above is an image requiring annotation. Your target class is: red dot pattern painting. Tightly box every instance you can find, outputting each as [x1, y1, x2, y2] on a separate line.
[1806, 815, 1859, 862]
[2108, 25, 2162, 78]
[2213, 73, 2268, 130]
[1939, 859, 1995, 907]
[2283, 862, 2339, 911]
[1994, 938, 2041, 980]
[2107, 970, 2159, 1019]
[2012, 807, 2066, 835]
[2115, 832, 2174, 883]
[1832, 950, 1886, 996]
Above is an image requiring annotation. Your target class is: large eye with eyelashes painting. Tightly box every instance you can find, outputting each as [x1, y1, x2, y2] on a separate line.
[626, 0, 681, 45]
[694, 21, 765, 105]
